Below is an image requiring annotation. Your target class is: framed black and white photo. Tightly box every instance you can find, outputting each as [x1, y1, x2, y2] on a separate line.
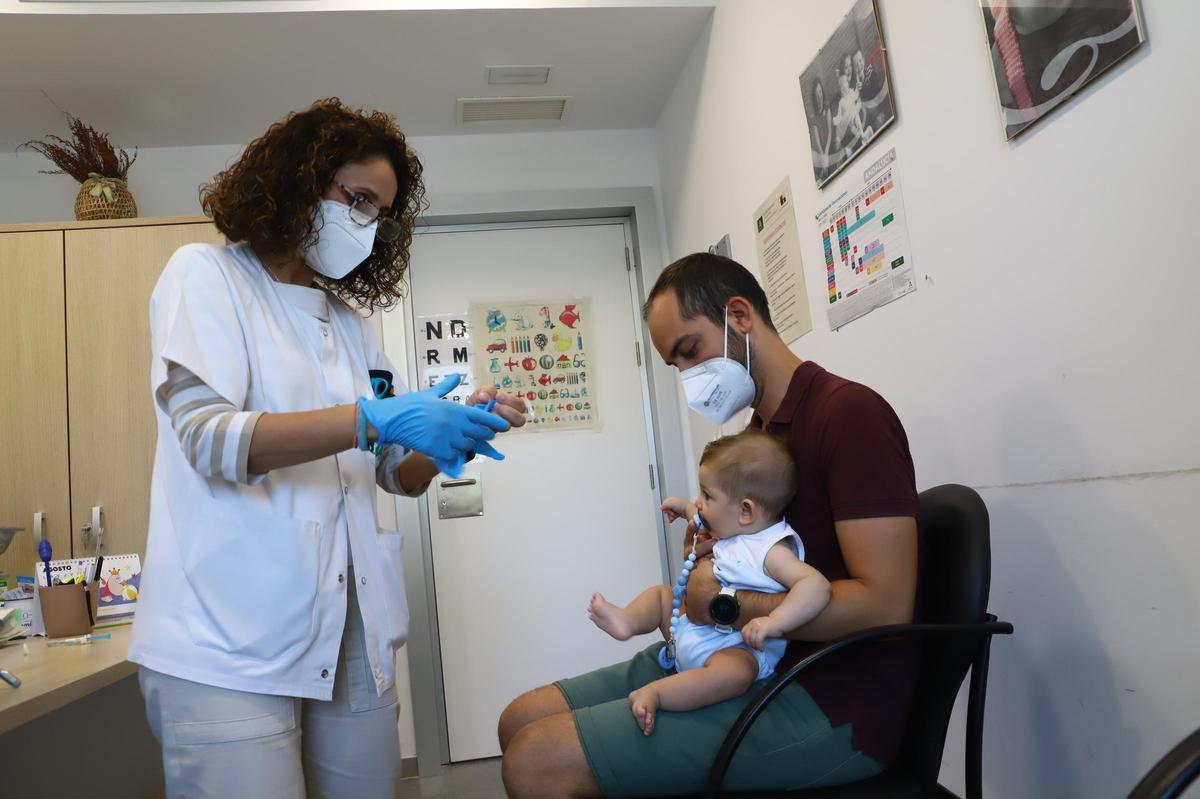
[799, 0, 896, 189]
[980, 0, 1146, 140]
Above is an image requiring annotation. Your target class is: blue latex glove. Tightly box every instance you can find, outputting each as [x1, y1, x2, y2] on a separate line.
[360, 375, 508, 473]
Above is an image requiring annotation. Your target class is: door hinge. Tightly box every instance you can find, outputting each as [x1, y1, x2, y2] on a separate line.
[625, 246, 632, 272]
[635, 340, 642, 367]
[648, 464, 657, 491]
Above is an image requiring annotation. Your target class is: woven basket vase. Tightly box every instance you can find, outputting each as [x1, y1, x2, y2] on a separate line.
[74, 177, 138, 221]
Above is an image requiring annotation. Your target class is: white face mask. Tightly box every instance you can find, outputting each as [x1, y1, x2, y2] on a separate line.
[301, 199, 377, 279]
[679, 307, 754, 426]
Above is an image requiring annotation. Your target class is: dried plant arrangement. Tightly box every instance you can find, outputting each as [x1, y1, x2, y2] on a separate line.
[22, 114, 139, 220]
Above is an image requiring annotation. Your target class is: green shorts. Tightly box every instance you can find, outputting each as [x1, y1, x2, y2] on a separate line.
[556, 643, 880, 797]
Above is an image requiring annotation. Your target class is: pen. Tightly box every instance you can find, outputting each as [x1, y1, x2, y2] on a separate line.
[0, 669, 20, 688]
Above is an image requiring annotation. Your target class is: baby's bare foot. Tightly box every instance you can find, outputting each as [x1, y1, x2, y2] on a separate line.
[588, 592, 635, 640]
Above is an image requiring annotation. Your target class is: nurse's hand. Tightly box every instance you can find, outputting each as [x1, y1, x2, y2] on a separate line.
[361, 375, 508, 465]
[467, 387, 528, 429]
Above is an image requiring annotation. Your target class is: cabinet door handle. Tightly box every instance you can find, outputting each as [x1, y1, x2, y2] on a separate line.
[82, 505, 104, 552]
[33, 512, 45, 544]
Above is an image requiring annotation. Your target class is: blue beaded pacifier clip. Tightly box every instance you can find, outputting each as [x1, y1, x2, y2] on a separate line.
[659, 513, 707, 670]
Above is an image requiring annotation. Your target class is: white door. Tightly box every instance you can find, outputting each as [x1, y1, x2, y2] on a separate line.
[401, 221, 667, 762]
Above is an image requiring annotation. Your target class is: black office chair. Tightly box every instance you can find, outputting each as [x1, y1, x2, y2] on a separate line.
[681, 483, 1014, 799]
[1127, 726, 1200, 799]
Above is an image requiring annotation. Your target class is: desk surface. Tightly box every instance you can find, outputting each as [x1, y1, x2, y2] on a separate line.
[0, 627, 135, 735]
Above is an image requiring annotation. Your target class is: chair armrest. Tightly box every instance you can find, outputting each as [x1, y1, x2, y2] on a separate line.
[704, 617, 1014, 797]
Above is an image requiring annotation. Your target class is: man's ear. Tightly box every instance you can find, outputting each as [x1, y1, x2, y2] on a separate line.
[726, 296, 755, 336]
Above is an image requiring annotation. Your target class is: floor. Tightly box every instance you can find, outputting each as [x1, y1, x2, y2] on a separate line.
[398, 758, 507, 799]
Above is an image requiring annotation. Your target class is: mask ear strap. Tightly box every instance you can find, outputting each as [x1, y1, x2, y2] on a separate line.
[725, 303, 750, 373]
[723, 305, 730, 361]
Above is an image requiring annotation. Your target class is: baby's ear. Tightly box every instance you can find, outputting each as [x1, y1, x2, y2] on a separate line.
[739, 498, 758, 525]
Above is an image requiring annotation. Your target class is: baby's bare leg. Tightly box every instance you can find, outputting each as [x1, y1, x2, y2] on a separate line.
[627, 648, 759, 735]
[588, 584, 672, 641]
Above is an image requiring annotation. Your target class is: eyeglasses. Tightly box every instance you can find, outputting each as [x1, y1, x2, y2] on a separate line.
[333, 182, 403, 243]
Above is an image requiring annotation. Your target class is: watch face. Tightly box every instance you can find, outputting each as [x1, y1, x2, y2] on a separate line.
[709, 592, 739, 625]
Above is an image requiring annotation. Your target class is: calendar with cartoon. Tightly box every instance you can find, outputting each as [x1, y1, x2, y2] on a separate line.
[469, 299, 598, 433]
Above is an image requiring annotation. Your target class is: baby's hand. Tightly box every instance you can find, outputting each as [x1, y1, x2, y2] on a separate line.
[628, 684, 661, 736]
[660, 496, 695, 523]
[689, 530, 715, 558]
[741, 617, 784, 652]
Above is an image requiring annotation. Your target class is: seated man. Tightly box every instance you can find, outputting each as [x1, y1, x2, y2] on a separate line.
[499, 253, 919, 798]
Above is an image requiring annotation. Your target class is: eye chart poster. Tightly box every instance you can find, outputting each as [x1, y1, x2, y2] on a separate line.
[469, 299, 597, 433]
[815, 147, 915, 331]
[415, 312, 474, 405]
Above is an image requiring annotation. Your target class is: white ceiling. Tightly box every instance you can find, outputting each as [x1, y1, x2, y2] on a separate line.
[0, 4, 712, 151]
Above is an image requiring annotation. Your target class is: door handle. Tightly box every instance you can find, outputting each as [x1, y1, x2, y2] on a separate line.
[81, 505, 104, 553]
[436, 471, 484, 519]
[33, 512, 45, 544]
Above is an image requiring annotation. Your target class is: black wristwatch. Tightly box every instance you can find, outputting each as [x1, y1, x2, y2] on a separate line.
[708, 587, 739, 633]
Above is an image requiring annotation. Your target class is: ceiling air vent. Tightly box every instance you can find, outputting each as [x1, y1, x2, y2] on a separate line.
[487, 66, 551, 86]
[457, 97, 570, 125]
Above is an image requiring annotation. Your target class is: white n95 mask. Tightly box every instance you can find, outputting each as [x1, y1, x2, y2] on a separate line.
[679, 306, 754, 425]
[302, 199, 377, 279]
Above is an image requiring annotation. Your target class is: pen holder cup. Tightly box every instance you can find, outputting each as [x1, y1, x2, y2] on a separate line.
[39, 583, 92, 638]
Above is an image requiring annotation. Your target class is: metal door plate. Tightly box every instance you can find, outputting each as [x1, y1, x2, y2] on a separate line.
[436, 470, 484, 519]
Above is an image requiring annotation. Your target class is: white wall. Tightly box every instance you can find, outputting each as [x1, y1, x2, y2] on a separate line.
[0, 128, 660, 225]
[654, 1, 1200, 796]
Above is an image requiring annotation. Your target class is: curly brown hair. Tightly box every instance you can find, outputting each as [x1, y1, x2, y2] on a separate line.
[200, 98, 425, 312]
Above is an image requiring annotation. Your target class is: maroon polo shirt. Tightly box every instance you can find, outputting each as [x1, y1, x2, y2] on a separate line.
[751, 360, 919, 765]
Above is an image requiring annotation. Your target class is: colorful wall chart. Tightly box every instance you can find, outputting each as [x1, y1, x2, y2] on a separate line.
[415, 313, 475, 404]
[469, 299, 597, 433]
[816, 147, 915, 330]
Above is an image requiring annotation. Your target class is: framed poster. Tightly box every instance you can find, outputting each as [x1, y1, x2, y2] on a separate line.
[799, 0, 896, 189]
[979, 0, 1146, 140]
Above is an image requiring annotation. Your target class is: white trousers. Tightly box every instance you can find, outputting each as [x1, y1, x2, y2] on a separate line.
[138, 569, 402, 798]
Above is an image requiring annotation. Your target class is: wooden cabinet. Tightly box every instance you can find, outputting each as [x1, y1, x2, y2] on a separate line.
[0, 232, 72, 576]
[0, 217, 221, 576]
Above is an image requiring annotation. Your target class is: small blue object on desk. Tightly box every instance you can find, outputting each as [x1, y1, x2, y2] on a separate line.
[38, 540, 52, 588]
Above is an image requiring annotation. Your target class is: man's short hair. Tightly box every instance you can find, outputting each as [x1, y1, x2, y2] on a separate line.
[700, 430, 796, 519]
[642, 253, 776, 331]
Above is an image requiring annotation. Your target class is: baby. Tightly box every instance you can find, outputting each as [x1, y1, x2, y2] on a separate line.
[588, 430, 830, 735]
[833, 68, 872, 148]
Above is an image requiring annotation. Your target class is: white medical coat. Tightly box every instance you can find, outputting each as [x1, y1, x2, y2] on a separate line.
[128, 242, 409, 701]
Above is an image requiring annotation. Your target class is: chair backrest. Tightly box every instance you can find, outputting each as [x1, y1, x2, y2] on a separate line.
[1127, 726, 1200, 799]
[898, 483, 993, 784]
